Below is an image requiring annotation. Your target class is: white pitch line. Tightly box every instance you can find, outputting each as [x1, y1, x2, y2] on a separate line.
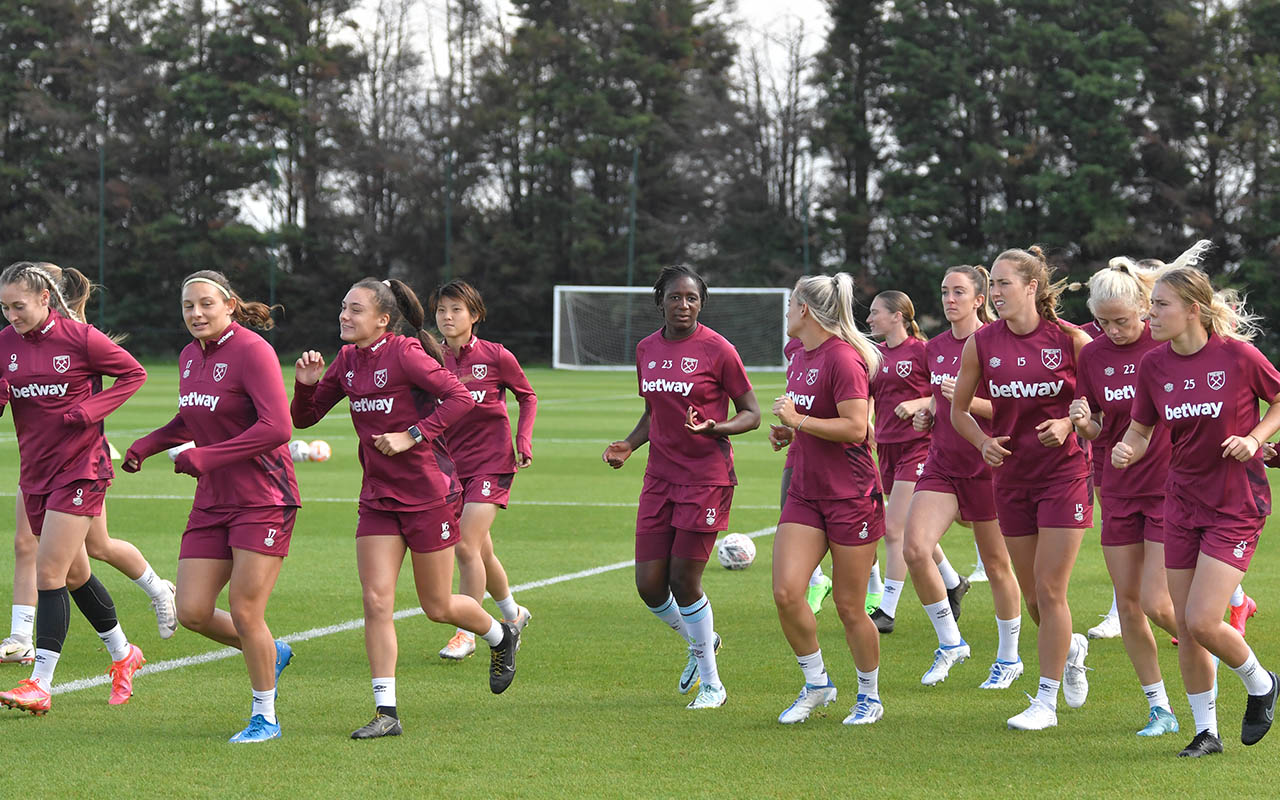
[51, 525, 777, 696]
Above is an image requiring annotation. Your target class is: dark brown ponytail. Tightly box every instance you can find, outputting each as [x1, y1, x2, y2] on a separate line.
[182, 269, 280, 330]
[353, 278, 445, 365]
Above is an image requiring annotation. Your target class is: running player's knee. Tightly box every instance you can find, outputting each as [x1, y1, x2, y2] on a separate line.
[454, 536, 480, 564]
[773, 581, 805, 610]
[176, 599, 211, 632]
[361, 586, 395, 620]
[901, 535, 931, 571]
[83, 537, 109, 561]
[833, 596, 866, 626]
[420, 599, 451, 624]
[1185, 608, 1220, 644]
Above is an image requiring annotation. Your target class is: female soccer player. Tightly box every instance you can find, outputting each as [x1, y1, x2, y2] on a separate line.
[864, 290, 967, 634]
[1114, 265, 1280, 757]
[1, 263, 176, 665]
[951, 246, 1094, 730]
[602, 265, 759, 710]
[1068, 258, 1180, 736]
[902, 265, 1023, 689]
[122, 270, 298, 743]
[770, 273, 885, 726]
[431, 280, 536, 660]
[0, 262, 147, 715]
[293, 278, 520, 740]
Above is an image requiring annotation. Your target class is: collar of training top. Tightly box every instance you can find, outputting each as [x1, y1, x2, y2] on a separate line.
[22, 309, 59, 343]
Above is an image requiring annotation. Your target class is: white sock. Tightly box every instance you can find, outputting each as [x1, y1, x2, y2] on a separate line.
[1108, 590, 1118, 618]
[797, 650, 829, 686]
[1230, 647, 1274, 695]
[857, 667, 880, 701]
[1142, 680, 1170, 712]
[1036, 676, 1060, 710]
[879, 580, 904, 617]
[996, 616, 1021, 663]
[867, 561, 883, 595]
[924, 600, 963, 647]
[937, 557, 961, 590]
[251, 689, 277, 724]
[31, 648, 60, 691]
[479, 618, 504, 647]
[646, 592, 692, 643]
[809, 566, 825, 587]
[1187, 689, 1218, 736]
[99, 624, 130, 662]
[131, 564, 167, 601]
[495, 594, 519, 621]
[680, 595, 720, 689]
[372, 677, 396, 709]
[1231, 584, 1246, 607]
[10, 605, 34, 640]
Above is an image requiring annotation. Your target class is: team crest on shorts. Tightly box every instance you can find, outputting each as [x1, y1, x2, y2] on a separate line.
[1234, 540, 1248, 560]
[858, 521, 869, 539]
[374, 368, 388, 388]
[1041, 349, 1062, 370]
[212, 363, 228, 382]
[681, 357, 698, 374]
[896, 361, 912, 378]
[481, 480, 492, 497]
[441, 521, 451, 540]
[264, 528, 277, 547]
[1207, 371, 1226, 391]
[1074, 503, 1084, 522]
[52, 355, 70, 374]
[72, 488, 84, 507]
[806, 368, 819, 385]
[705, 507, 716, 526]
[7, 354, 17, 372]
[472, 364, 488, 380]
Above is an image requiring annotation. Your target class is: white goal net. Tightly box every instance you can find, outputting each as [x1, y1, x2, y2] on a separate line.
[553, 285, 790, 370]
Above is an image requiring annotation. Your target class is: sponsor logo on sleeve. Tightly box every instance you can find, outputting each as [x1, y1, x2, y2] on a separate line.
[472, 364, 488, 380]
[1207, 371, 1226, 391]
[1041, 348, 1062, 370]
[212, 363, 228, 382]
[52, 355, 70, 373]
[681, 357, 698, 374]
[896, 361, 912, 378]
[374, 368, 388, 388]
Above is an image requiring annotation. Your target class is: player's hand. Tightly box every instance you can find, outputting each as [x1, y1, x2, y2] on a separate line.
[913, 408, 934, 432]
[940, 377, 957, 402]
[981, 435, 1012, 467]
[294, 350, 326, 386]
[768, 423, 794, 451]
[61, 407, 89, 429]
[1036, 417, 1073, 447]
[373, 431, 416, 456]
[0, 377, 9, 411]
[685, 406, 718, 435]
[515, 452, 533, 470]
[602, 440, 632, 469]
[1112, 441, 1136, 469]
[121, 447, 145, 474]
[173, 448, 203, 477]
[1263, 441, 1278, 464]
[893, 398, 925, 420]
[1221, 434, 1260, 463]
[1069, 397, 1091, 428]
[772, 395, 801, 427]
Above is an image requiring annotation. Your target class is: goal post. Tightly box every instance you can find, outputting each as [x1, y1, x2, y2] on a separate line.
[553, 285, 790, 371]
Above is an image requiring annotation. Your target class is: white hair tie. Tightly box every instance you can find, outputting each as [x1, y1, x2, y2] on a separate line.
[182, 277, 232, 299]
[383, 280, 392, 287]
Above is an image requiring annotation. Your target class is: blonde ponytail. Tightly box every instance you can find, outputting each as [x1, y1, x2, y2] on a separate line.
[1156, 266, 1262, 342]
[793, 273, 882, 374]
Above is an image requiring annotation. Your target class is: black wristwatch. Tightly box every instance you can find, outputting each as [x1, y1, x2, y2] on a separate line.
[408, 425, 424, 443]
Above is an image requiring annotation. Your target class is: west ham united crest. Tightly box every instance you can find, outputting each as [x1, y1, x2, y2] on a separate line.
[472, 364, 488, 380]
[374, 368, 388, 388]
[212, 362, 228, 382]
[896, 361, 912, 378]
[681, 357, 698, 374]
[1041, 348, 1062, 370]
[52, 355, 70, 374]
[806, 368, 819, 386]
[1207, 370, 1226, 391]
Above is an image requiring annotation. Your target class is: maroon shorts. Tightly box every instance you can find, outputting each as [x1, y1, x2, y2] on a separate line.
[780, 493, 885, 547]
[357, 501, 460, 554]
[994, 476, 1093, 537]
[1101, 494, 1164, 547]
[22, 479, 109, 535]
[877, 439, 931, 492]
[181, 506, 296, 560]
[635, 477, 733, 535]
[461, 473, 514, 508]
[635, 529, 718, 563]
[1163, 495, 1262, 571]
[914, 462, 998, 523]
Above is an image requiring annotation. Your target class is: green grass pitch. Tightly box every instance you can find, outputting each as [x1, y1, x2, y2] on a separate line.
[1, 364, 1277, 798]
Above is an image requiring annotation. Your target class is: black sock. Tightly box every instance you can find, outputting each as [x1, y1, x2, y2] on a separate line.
[35, 587, 71, 654]
[68, 574, 119, 634]
[376, 705, 398, 719]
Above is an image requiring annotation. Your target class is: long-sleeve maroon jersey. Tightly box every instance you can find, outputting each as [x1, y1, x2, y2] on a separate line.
[129, 322, 298, 510]
[291, 333, 475, 510]
[0, 311, 146, 495]
[441, 336, 537, 477]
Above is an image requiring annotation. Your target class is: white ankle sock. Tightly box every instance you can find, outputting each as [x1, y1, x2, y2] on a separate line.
[31, 648, 59, 691]
[879, 580, 904, 617]
[480, 618, 504, 647]
[1230, 648, 1274, 695]
[132, 564, 167, 601]
[1187, 689, 1218, 736]
[867, 562, 883, 595]
[996, 616, 1021, 663]
[809, 566, 825, 587]
[797, 650, 828, 686]
[1231, 584, 1246, 607]
[495, 594, 519, 621]
[1036, 676, 1060, 710]
[680, 595, 720, 689]
[937, 557, 960, 590]
[857, 667, 880, 701]
[1142, 680, 1169, 712]
[10, 605, 34, 640]
[99, 624, 130, 662]
[252, 689, 277, 724]
[372, 676, 396, 709]
[924, 600, 962, 647]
